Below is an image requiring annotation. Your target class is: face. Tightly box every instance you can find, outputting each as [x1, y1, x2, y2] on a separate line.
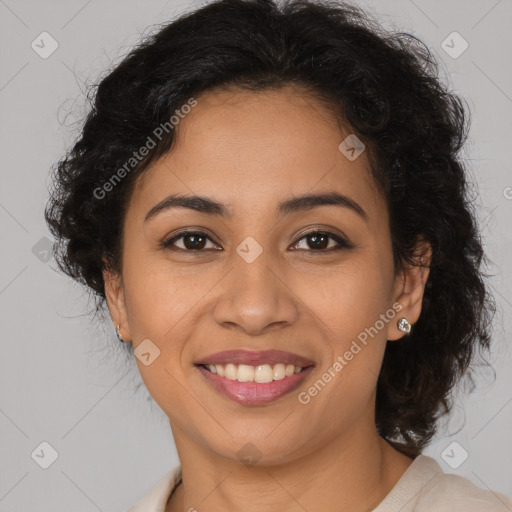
[104, 85, 430, 465]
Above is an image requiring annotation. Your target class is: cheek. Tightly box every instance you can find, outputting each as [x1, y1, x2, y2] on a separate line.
[300, 255, 393, 343]
[121, 252, 201, 413]
[298, 257, 392, 401]
[121, 248, 225, 403]
[121, 245, 206, 340]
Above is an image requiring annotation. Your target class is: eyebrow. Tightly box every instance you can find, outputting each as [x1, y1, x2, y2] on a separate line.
[144, 192, 367, 222]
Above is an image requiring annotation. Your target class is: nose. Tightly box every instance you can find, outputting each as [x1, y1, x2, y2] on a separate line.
[213, 251, 299, 336]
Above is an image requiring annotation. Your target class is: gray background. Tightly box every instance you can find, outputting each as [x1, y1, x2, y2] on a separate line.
[1, 0, 511, 510]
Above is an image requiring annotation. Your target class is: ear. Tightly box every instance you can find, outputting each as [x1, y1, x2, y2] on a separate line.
[387, 237, 431, 341]
[102, 257, 131, 342]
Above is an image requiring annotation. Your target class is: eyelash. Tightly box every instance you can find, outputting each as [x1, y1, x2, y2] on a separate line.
[161, 229, 353, 254]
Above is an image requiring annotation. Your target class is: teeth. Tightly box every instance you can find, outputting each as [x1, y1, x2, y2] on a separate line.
[237, 364, 254, 382]
[205, 362, 305, 382]
[225, 363, 237, 380]
[273, 363, 286, 380]
[255, 364, 274, 383]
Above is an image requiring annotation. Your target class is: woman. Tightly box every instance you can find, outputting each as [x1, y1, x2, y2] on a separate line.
[44, 0, 511, 510]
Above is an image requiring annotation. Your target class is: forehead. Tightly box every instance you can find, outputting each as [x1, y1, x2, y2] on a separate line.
[129, 85, 386, 226]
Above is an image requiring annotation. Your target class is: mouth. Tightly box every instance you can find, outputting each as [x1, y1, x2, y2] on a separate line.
[194, 350, 315, 405]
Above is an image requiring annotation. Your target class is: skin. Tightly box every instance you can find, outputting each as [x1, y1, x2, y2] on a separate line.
[104, 84, 431, 512]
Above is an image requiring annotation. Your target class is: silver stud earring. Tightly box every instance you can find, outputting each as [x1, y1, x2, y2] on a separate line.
[397, 317, 412, 334]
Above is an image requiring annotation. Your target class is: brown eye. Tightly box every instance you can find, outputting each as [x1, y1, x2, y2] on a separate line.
[290, 231, 352, 252]
[163, 231, 218, 251]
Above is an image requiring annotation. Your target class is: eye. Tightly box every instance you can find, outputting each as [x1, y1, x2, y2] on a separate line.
[289, 230, 352, 253]
[162, 231, 220, 252]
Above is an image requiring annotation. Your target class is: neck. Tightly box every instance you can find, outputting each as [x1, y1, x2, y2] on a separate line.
[166, 414, 413, 512]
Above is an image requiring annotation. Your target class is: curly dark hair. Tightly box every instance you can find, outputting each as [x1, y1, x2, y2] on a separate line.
[44, 0, 495, 457]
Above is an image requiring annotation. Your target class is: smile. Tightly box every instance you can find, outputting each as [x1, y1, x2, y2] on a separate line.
[195, 349, 315, 405]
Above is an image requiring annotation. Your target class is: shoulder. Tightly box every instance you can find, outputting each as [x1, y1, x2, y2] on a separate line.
[417, 469, 512, 511]
[125, 465, 182, 512]
[375, 455, 512, 512]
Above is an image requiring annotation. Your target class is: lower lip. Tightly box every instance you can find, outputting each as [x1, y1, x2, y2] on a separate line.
[197, 365, 314, 405]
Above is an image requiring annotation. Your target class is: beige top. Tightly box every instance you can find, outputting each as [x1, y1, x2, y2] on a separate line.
[126, 455, 512, 512]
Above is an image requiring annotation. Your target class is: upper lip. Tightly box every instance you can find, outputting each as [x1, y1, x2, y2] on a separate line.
[195, 349, 315, 367]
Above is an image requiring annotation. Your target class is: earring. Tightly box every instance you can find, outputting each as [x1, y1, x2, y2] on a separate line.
[397, 317, 412, 334]
[116, 324, 125, 343]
